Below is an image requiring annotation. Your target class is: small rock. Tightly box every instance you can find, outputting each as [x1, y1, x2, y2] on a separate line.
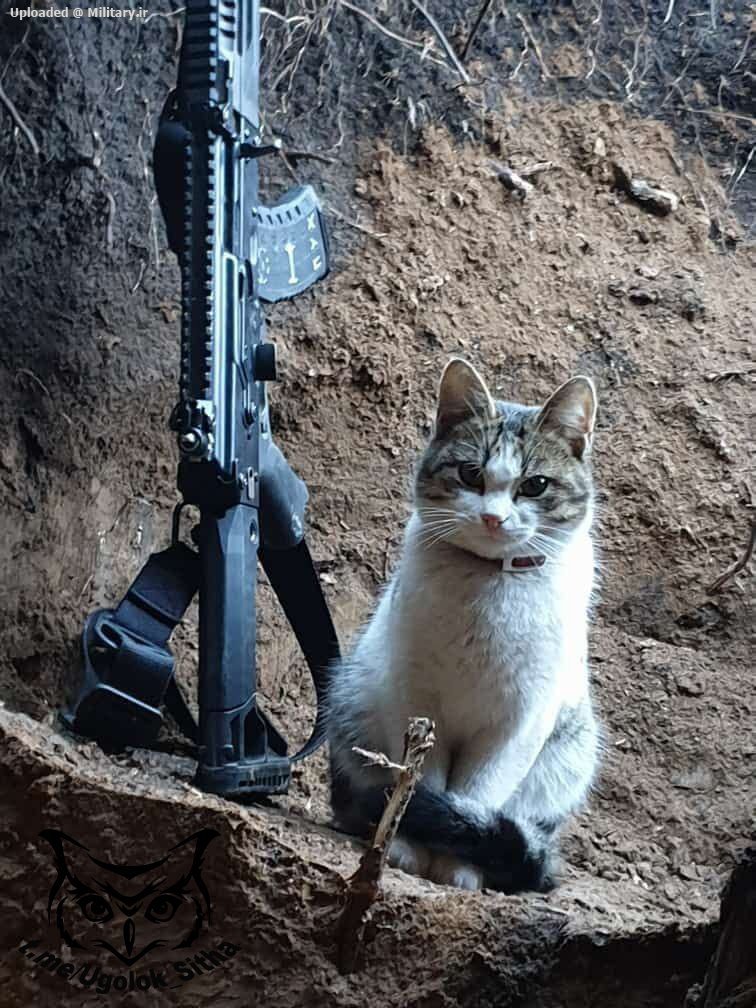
[629, 287, 659, 305]
[675, 673, 705, 697]
[612, 161, 679, 215]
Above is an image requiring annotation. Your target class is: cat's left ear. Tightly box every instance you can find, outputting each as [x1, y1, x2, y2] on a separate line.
[537, 376, 597, 459]
[435, 358, 497, 438]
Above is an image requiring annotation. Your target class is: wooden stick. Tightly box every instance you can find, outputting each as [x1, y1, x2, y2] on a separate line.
[519, 160, 555, 177]
[0, 78, 39, 156]
[707, 517, 755, 594]
[461, 0, 495, 62]
[408, 0, 471, 83]
[516, 13, 551, 80]
[336, 717, 435, 975]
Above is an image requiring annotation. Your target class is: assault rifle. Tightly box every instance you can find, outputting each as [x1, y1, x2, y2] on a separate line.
[63, 0, 339, 797]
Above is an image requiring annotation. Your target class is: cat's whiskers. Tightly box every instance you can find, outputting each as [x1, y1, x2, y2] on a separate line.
[528, 533, 570, 570]
[417, 505, 461, 519]
[415, 517, 464, 549]
[536, 523, 572, 534]
[530, 532, 566, 555]
[456, 439, 484, 457]
[418, 530, 458, 550]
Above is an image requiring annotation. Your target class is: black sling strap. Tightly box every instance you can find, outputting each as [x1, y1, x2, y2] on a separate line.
[259, 539, 339, 761]
[66, 538, 337, 761]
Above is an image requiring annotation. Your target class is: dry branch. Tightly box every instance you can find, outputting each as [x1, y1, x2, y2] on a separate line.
[336, 717, 435, 975]
[462, 0, 495, 62]
[516, 13, 551, 79]
[706, 518, 755, 595]
[339, 0, 423, 53]
[519, 160, 555, 178]
[0, 79, 39, 156]
[408, 0, 470, 83]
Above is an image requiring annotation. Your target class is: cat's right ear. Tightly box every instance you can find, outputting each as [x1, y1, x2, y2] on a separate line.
[435, 358, 496, 438]
[537, 375, 597, 459]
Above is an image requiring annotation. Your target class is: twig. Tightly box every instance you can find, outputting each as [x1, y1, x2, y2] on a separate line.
[516, 13, 551, 79]
[339, 0, 423, 52]
[143, 6, 185, 22]
[15, 369, 51, 398]
[519, 160, 555, 177]
[285, 148, 337, 166]
[336, 717, 435, 975]
[489, 160, 534, 197]
[704, 368, 755, 382]
[706, 518, 755, 594]
[0, 79, 39, 156]
[732, 26, 752, 72]
[408, 0, 470, 83]
[662, 0, 675, 24]
[672, 106, 755, 124]
[510, 31, 529, 81]
[731, 145, 755, 191]
[461, 0, 494, 62]
[351, 747, 406, 772]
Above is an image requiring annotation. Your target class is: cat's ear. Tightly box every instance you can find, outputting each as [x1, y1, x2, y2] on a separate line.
[435, 358, 496, 438]
[537, 376, 597, 459]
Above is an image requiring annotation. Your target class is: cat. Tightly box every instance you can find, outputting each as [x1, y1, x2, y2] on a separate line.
[327, 358, 602, 892]
[39, 828, 219, 965]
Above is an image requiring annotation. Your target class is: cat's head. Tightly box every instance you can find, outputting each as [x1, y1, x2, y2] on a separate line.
[39, 828, 219, 967]
[414, 359, 597, 562]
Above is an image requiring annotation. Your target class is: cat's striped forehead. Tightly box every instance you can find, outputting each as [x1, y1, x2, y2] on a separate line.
[415, 396, 594, 526]
[419, 400, 539, 480]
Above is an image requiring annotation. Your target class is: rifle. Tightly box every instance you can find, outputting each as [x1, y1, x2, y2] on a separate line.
[63, 0, 339, 797]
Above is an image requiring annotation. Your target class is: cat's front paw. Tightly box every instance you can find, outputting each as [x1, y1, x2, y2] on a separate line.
[388, 837, 431, 878]
[428, 853, 484, 891]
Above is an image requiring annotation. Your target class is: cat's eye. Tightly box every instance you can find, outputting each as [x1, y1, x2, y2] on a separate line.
[145, 893, 183, 924]
[519, 475, 550, 498]
[78, 894, 113, 924]
[458, 462, 485, 492]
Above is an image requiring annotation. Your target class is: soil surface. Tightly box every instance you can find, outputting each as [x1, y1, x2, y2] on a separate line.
[0, 2, 753, 1006]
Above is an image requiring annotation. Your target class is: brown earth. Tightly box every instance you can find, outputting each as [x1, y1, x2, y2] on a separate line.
[0, 6, 754, 1007]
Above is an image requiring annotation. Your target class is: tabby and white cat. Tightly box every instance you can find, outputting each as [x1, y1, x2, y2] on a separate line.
[327, 359, 602, 892]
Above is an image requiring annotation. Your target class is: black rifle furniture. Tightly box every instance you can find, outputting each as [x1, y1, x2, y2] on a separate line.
[63, 0, 339, 798]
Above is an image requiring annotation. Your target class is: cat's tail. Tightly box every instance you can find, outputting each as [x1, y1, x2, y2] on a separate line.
[332, 776, 555, 893]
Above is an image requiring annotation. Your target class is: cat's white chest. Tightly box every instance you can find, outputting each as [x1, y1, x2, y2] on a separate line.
[386, 534, 592, 744]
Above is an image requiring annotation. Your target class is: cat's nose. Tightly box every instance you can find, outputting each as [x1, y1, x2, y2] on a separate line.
[481, 513, 504, 531]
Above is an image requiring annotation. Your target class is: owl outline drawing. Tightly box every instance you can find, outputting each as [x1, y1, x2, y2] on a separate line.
[39, 827, 220, 967]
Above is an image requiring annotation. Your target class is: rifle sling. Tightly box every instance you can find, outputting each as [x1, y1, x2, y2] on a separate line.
[80, 542, 201, 745]
[259, 539, 340, 762]
[81, 538, 336, 761]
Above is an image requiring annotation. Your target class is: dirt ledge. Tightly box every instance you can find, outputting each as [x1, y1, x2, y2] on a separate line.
[0, 707, 717, 1007]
